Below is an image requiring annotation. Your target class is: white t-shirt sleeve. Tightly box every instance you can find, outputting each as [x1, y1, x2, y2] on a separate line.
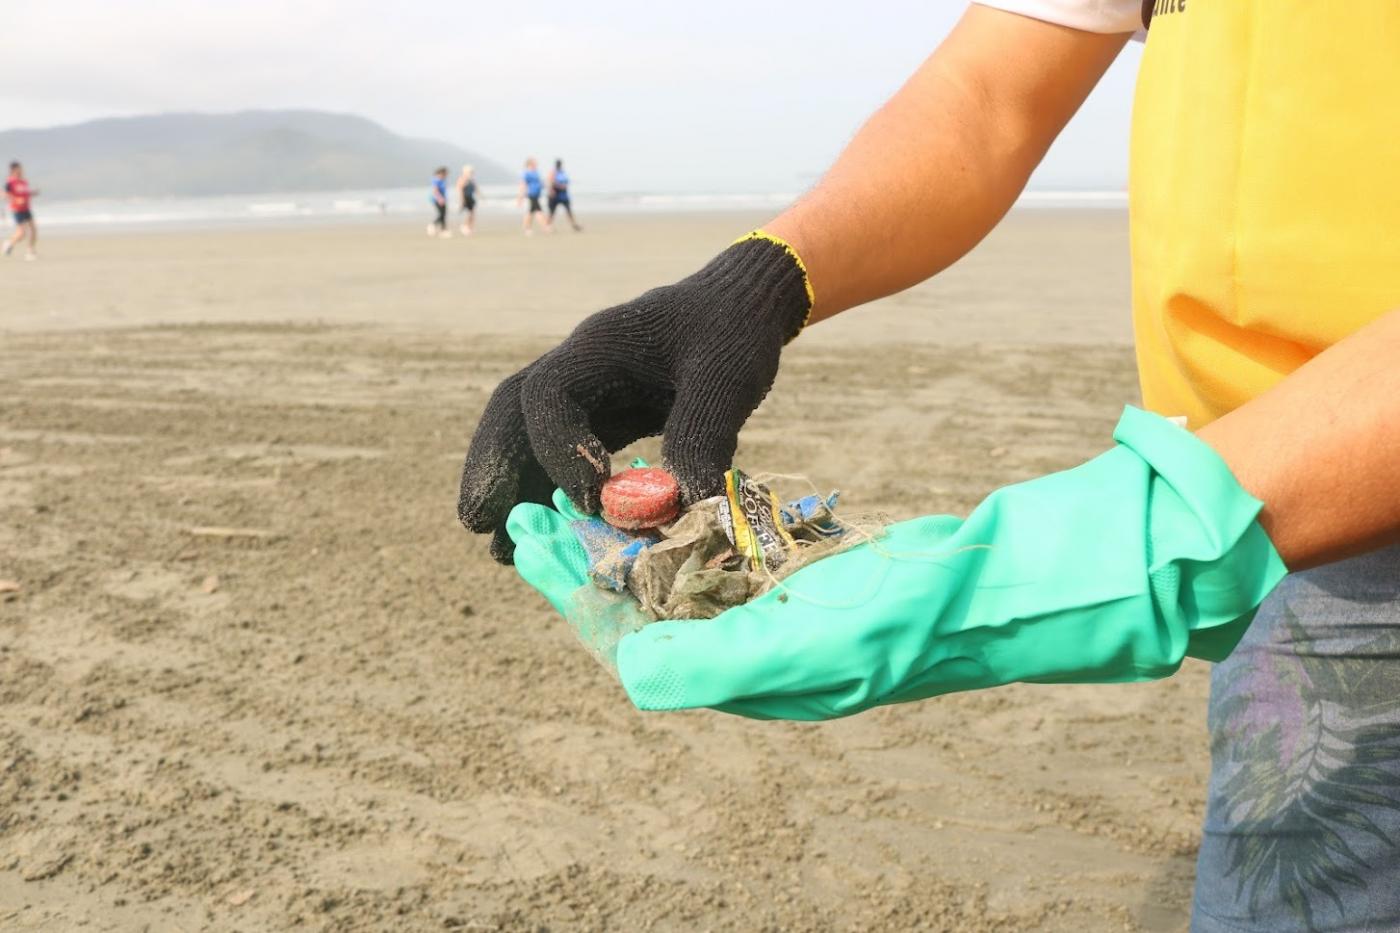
[972, 0, 1144, 34]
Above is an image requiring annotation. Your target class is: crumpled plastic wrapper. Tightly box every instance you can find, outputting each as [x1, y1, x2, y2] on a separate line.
[630, 504, 762, 620]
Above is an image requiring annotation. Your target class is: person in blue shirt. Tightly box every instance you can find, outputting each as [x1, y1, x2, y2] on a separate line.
[516, 157, 551, 236]
[547, 158, 582, 232]
[427, 166, 450, 238]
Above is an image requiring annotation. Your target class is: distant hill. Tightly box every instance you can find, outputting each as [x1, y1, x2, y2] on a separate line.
[0, 110, 510, 199]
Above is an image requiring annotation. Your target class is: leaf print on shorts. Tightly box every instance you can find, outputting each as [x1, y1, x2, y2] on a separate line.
[1209, 608, 1400, 929]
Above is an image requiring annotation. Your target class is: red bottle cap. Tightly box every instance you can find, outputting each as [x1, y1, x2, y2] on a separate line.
[600, 467, 681, 530]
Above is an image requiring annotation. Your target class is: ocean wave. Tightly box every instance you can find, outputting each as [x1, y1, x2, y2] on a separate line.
[26, 187, 1127, 232]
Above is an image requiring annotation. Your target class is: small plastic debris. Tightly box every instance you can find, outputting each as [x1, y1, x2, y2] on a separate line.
[201, 574, 220, 594]
[569, 517, 655, 592]
[600, 467, 681, 530]
[717, 468, 796, 571]
[780, 492, 843, 535]
[571, 468, 864, 623]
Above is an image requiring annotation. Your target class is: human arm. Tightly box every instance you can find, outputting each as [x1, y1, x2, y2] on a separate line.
[767, 5, 1131, 322]
[459, 7, 1135, 560]
[1198, 308, 1400, 570]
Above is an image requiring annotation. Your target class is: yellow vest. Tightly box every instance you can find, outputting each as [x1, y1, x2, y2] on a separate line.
[1130, 1, 1400, 428]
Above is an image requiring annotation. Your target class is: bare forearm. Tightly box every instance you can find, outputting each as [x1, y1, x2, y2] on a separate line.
[767, 8, 1129, 322]
[1199, 308, 1400, 570]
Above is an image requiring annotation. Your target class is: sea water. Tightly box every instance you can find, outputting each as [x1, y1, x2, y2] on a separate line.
[19, 187, 1126, 235]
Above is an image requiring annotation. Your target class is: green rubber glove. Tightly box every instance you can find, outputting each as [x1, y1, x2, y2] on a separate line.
[506, 408, 1289, 720]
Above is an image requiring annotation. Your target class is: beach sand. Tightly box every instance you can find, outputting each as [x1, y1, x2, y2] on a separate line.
[0, 211, 1204, 932]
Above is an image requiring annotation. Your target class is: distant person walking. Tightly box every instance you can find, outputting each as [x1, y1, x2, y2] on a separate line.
[455, 164, 478, 236]
[547, 159, 582, 232]
[427, 166, 451, 238]
[517, 158, 551, 236]
[4, 161, 38, 261]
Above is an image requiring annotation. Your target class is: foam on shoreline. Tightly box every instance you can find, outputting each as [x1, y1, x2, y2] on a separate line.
[26, 186, 1126, 234]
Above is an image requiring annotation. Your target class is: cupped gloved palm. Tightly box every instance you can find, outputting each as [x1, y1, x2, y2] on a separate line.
[458, 234, 812, 563]
[507, 408, 1289, 721]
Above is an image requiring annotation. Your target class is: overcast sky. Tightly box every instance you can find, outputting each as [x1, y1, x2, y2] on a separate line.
[3, 1, 1141, 193]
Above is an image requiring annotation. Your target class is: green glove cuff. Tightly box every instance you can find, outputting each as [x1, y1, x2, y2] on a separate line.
[1112, 405, 1289, 662]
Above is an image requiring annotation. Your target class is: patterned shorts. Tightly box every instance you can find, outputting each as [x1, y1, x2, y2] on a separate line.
[1193, 545, 1400, 932]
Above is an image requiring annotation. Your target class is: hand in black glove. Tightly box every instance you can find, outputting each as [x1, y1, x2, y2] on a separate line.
[459, 233, 813, 562]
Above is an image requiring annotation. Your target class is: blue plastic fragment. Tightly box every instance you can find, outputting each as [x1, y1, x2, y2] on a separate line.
[570, 518, 655, 592]
[779, 491, 844, 538]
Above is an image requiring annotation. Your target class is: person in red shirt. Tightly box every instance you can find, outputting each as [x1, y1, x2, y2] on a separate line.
[4, 161, 38, 260]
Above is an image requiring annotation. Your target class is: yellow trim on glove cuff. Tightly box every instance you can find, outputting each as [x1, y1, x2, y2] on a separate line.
[732, 229, 815, 335]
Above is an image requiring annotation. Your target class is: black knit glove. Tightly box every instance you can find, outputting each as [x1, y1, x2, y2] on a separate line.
[459, 233, 813, 562]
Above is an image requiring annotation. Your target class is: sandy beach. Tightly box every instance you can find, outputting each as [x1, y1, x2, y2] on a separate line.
[0, 210, 1207, 932]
